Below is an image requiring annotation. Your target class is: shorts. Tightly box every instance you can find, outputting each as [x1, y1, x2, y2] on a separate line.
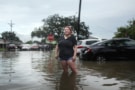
[59, 56, 73, 61]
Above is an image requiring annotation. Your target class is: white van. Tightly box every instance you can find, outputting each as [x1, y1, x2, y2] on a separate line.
[77, 39, 101, 55]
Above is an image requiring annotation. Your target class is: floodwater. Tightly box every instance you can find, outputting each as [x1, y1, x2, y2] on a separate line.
[0, 51, 135, 90]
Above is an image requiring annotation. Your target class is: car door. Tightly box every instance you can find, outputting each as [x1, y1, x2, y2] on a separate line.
[100, 40, 121, 60]
[113, 40, 128, 59]
[122, 40, 135, 60]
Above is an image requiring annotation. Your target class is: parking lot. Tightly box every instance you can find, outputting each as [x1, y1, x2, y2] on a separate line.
[0, 51, 135, 90]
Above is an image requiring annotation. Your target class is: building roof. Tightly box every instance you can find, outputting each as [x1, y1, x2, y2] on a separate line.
[0, 39, 9, 44]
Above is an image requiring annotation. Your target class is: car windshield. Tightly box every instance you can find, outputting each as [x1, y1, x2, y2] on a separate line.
[88, 38, 135, 47]
[89, 40, 107, 47]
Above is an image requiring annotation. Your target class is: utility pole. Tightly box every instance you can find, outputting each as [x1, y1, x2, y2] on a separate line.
[8, 20, 14, 43]
[8, 20, 14, 32]
[77, 0, 82, 40]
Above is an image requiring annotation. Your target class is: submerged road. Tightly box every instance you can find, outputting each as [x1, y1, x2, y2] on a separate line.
[0, 51, 135, 90]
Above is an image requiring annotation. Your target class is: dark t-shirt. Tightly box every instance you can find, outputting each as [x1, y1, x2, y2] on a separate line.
[58, 35, 77, 58]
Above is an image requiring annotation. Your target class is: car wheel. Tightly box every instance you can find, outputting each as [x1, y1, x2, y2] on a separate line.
[95, 55, 106, 63]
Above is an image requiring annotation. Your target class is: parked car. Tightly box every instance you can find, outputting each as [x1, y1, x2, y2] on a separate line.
[16, 44, 22, 50]
[77, 39, 101, 55]
[30, 44, 40, 50]
[39, 44, 51, 51]
[7, 44, 17, 51]
[21, 44, 31, 50]
[79, 38, 135, 61]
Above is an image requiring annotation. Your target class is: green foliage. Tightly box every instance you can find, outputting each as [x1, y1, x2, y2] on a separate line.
[31, 14, 90, 41]
[25, 40, 40, 44]
[1, 31, 22, 43]
[25, 40, 33, 44]
[33, 40, 40, 44]
[114, 19, 135, 40]
[0, 48, 5, 51]
[41, 39, 46, 44]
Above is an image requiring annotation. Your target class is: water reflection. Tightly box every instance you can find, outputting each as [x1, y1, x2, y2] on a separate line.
[31, 51, 60, 74]
[0, 51, 135, 90]
[59, 72, 77, 90]
[31, 51, 80, 90]
[80, 61, 135, 90]
[81, 61, 135, 81]
[0, 51, 19, 83]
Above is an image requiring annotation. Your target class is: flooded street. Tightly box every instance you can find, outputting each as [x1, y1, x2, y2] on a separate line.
[0, 51, 135, 90]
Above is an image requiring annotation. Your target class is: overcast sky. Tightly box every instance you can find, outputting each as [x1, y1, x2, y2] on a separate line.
[0, 0, 135, 42]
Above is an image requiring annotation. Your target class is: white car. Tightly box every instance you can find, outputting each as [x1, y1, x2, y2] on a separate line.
[77, 39, 101, 55]
[21, 44, 31, 50]
[30, 44, 40, 50]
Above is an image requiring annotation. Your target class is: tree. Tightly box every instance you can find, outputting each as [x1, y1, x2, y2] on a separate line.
[31, 14, 90, 42]
[25, 40, 33, 44]
[114, 19, 135, 40]
[1, 31, 22, 43]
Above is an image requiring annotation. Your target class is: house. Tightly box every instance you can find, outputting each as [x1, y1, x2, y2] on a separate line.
[0, 39, 9, 48]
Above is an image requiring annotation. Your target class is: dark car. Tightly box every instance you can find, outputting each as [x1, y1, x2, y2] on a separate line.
[16, 44, 22, 50]
[79, 38, 135, 61]
[7, 44, 17, 51]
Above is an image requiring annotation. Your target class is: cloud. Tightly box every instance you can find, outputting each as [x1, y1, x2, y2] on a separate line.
[80, 0, 135, 38]
[0, 0, 135, 41]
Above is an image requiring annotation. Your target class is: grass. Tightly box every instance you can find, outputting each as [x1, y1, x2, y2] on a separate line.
[0, 48, 6, 51]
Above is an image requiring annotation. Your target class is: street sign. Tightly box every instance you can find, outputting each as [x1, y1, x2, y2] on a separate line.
[47, 34, 54, 42]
